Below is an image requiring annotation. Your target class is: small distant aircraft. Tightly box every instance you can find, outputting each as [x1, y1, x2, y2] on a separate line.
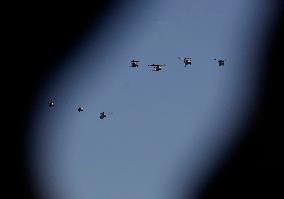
[77, 107, 84, 112]
[148, 64, 166, 71]
[129, 60, 140, 68]
[214, 59, 226, 67]
[178, 57, 192, 67]
[99, 112, 106, 119]
[48, 101, 55, 107]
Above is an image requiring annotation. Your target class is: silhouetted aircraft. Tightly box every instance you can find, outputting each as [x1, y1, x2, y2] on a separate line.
[214, 58, 226, 67]
[178, 57, 192, 67]
[148, 64, 166, 71]
[77, 107, 84, 112]
[100, 112, 106, 119]
[129, 60, 140, 68]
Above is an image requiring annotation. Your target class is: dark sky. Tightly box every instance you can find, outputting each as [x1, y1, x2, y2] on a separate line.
[7, 1, 284, 199]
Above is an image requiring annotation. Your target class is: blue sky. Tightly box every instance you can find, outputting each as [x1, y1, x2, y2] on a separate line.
[28, 1, 277, 198]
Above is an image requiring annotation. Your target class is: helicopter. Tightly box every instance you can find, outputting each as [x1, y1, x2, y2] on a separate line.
[100, 112, 113, 119]
[129, 60, 140, 68]
[148, 64, 166, 71]
[178, 57, 192, 67]
[214, 59, 226, 67]
[48, 101, 55, 107]
[99, 112, 107, 119]
[77, 107, 84, 112]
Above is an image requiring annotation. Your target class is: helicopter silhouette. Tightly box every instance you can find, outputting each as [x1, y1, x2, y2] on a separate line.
[214, 58, 226, 67]
[99, 112, 106, 119]
[178, 57, 192, 67]
[129, 60, 140, 68]
[77, 107, 84, 112]
[148, 64, 166, 71]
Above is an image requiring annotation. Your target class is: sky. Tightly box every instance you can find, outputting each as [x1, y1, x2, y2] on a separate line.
[28, 0, 277, 199]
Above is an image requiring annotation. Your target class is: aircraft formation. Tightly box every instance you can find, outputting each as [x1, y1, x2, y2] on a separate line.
[48, 57, 226, 119]
[130, 57, 225, 70]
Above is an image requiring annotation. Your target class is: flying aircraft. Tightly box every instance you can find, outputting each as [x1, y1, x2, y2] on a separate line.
[148, 64, 166, 71]
[77, 107, 84, 112]
[214, 59, 226, 67]
[178, 57, 192, 67]
[129, 60, 140, 68]
[48, 101, 55, 107]
[100, 112, 106, 119]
